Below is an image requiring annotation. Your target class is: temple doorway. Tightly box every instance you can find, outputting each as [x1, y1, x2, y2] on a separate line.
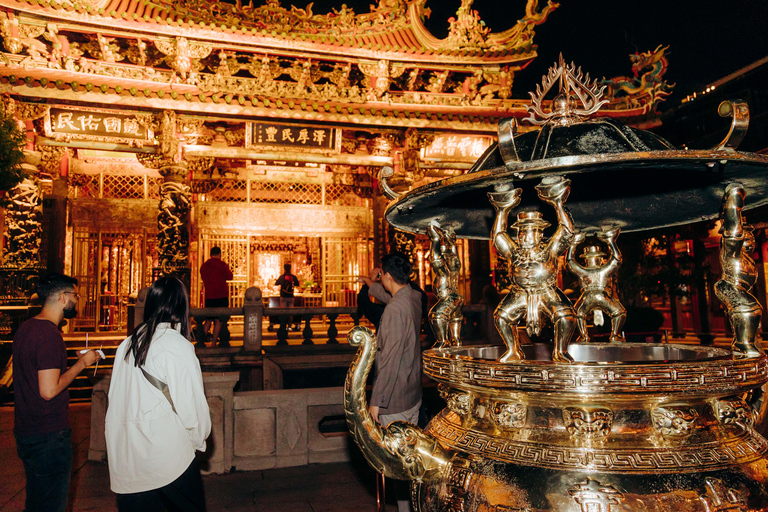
[195, 234, 369, 308]
[70, 228, 157, 332]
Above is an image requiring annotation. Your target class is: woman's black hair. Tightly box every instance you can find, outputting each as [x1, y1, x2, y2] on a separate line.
[126, 276, 191, 367]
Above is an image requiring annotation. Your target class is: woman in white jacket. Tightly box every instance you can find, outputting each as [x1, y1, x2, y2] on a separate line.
[106, 276, 211, 511]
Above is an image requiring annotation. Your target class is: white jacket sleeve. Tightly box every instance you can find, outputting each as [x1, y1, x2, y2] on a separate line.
[157, 334, 212, 451]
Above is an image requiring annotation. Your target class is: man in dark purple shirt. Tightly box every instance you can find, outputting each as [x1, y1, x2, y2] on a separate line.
[13, 273, 101, 512]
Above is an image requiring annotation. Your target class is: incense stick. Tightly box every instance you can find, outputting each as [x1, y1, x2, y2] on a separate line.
[94, 344, 103, 376]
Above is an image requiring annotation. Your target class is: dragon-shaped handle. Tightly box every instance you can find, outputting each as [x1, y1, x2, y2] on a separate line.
[344, 326, 450, 483]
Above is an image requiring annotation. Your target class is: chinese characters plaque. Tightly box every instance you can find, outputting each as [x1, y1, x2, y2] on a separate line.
[421, 135, 493, 163]
[47, 108, 150, 142]
[249, 122, 341, 154]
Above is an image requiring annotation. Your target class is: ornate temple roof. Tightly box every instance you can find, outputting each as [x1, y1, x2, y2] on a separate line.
[0, 0, 671, 132]
[0, 0, 552, 62]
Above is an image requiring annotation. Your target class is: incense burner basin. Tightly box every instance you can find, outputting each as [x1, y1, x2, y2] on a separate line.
[344, 331, 768, 511]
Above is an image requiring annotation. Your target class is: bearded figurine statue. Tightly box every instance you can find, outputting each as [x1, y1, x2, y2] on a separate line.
[487, 176, 577, 363]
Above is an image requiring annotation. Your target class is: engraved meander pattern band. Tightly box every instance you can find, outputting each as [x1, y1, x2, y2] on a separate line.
[426, 411, 768, 473]
[422, 351, 768, 394]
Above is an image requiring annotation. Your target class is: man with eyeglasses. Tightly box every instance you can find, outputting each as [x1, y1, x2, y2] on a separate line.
[12, 273, 102, 512]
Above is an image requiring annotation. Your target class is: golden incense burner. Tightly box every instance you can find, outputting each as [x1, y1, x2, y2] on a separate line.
[345, 58, 768, 511]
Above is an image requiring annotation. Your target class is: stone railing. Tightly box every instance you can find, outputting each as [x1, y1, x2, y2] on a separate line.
[263, 306, 360, 345]
[89, 373, 348, 474]
[91, 286, 493, 474]
[132, 287, 367, 351]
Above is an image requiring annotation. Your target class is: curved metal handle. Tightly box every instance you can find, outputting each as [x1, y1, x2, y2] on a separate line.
[344, 326, 449, 483]
[712, 100, 749, 151]
[497, 117, 520, 167]
[379, 166, 401, 200]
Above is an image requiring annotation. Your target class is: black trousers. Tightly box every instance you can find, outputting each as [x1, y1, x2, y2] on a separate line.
[116, 458, 206, 512]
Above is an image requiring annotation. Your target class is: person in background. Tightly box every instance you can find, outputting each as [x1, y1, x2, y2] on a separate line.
[356, 268, 386, 329]
[358, 252, 423, 512]
[275, 263, 300, 331]
[358, 268, 429, 335]
[199, 246, 233, 347]
[13, 273, 102, 512]
[106, 276, 211, 512]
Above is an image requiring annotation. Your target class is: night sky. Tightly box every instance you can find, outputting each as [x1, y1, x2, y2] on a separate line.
[293, 0, 768, 110]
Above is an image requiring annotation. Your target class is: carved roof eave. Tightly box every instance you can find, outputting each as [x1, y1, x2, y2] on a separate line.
[0, 74, 658, 133]
[407, 3, 537, 61]
[3, 1, 540, 66]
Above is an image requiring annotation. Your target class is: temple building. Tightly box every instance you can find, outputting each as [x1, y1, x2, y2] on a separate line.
[0, 0, 669, 332]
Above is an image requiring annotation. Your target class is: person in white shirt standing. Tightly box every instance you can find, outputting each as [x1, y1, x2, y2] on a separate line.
[106, 276, 211, 511]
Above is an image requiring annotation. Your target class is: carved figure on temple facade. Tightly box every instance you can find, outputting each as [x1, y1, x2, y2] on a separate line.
[427, 221, 464, 349]
[43, 23, 63, 69]
[428, 70, 449, 94]
[125, 38, 148, 66]
[96, 33, 117, 63]
[157, 180, 191, 273]
[0, 12, 22, 54]
[488, 176, 576, 363]
[289, 60, 313, 93]
[158, 110, 180, 161]
[4, 176, 42, 268]
[215, 49, 231, 77]
[463, 69, 483, 104]
[714, 183, 763, 358]
[567, 229, 626, 343]
[359, 59, 403, 101]
[397, 128, 434, 187]
[154, 36, 211, 81]
[446, 0, 491, 49]
[0, 13, 47, 63]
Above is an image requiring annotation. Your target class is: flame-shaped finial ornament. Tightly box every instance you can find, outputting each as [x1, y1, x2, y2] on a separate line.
[524, 55, 609, 126]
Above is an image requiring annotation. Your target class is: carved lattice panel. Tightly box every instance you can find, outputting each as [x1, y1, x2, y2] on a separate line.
[71, 173, 100, 198]
[102, 174, 146, 200]
[250, 181, 322, 204]
[147, 177, 163, 199]
[326, 184, 365, 206]
[202, 180, 248, 202]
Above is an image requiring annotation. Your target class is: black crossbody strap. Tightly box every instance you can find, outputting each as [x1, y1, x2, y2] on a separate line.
[140, 367, 177, 414]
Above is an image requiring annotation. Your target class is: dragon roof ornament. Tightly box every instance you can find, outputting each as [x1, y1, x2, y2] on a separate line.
[525, 55, 609, 126]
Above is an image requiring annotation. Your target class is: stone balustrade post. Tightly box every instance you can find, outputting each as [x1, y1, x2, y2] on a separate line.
[327, 314, 339, 344]
[276, 315, 289, 345]
[302, 314, 314, 345]
[243, 286, 263, 353]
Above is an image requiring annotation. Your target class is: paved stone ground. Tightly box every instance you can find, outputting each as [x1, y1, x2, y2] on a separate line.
[0, 404, 393, 512]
